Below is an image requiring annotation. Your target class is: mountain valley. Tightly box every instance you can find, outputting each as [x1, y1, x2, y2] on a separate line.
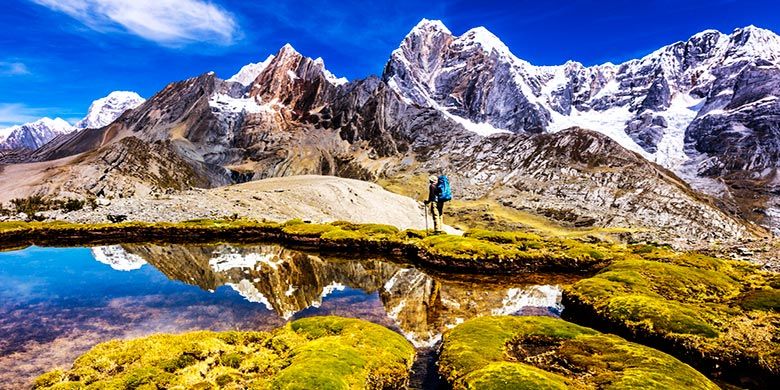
[0, 20, 778, 250]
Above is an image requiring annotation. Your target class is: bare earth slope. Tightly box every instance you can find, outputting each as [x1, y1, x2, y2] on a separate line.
[44, 175, 432, 230]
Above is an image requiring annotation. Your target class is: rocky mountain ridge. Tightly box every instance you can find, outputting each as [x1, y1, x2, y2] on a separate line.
[74, 91, 146, 130]
[0, 117, 73, 150]
[385, 20, 780, 230]
[0, 26, 773, 247]
[0, 91, 145, 151]
[386, 20, 779, 164]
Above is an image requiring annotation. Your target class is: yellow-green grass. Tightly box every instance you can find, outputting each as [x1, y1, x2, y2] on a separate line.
[0, 219, 617, 273]
[439, 316, 719, 390]
[378, 174, 638, 242]
[34, 316, 415, 390]
[447, 198, 638, 240]
[564, 246, 780, 384]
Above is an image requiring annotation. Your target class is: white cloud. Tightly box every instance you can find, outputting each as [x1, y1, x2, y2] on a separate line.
[0, 103, 47, 128]
[31, 0, 239, 46]
[0, 62, 30, 76]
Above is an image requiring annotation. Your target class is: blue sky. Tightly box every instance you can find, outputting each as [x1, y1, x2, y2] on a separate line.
[1, 0, 778, 127]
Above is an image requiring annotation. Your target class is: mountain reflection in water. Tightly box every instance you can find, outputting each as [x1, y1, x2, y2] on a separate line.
[0, 243, 572, 388]
[110, 243, 566, 347]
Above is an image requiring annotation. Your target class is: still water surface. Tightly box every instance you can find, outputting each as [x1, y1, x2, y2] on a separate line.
[0, 243, 570, 388]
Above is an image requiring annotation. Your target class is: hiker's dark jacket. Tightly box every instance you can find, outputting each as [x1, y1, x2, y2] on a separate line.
[428, 182, 442, 203]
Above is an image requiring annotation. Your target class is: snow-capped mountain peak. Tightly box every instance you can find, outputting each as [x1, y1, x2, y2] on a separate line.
[409, 18, 451, 35]
[456, 26, 512, 56]
[725, 25, 780, 63]
[76, 91, 145, 130]
[313, 57, 348, 86]
[0, 91, 144, 151]
[227, 54, 275, 86]
[278, 43, 300, 58]
[0, 117, 74, 150]
[384, 19, 780, 192]
[386, 19, 548, 134]
[36, 117, 71, 129]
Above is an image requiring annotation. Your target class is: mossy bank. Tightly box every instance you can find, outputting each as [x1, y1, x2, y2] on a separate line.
[0, 219, 618, 274]
[438, 315, 719, 389]
[34, 316, 415, 390]
[562, 245, 780, 388]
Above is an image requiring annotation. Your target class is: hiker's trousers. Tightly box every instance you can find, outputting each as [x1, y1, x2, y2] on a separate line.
[430, 201, 444, 232]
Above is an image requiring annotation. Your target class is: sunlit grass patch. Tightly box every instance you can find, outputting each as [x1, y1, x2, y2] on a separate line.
[564, 250, 780, 381]
[439, 316, 719, 390]
[34, 316, 415, 390]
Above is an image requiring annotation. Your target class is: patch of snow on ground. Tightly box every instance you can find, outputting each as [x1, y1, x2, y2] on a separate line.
[209, 93, 272, 114]
[548, 105, 647, 157]
[444, 110, 511, 136]
[286, 70, 300, 82]
[652, 94, 705, 169]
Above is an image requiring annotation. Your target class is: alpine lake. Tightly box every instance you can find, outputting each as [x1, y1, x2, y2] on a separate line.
[0, 241, 574, 389]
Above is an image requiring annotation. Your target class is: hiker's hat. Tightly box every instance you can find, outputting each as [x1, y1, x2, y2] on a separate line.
[428, 175, 438, 183]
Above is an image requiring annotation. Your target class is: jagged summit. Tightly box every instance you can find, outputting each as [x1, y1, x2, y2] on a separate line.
[75, 91, 145, 130]
[280, 42, 298, 53]
[409, 18, 451, 35]
[456, 26, 512, 56]
[0, 117, 73, 150]
[0, 91, 144, 151]
[227, 54, 275, 86]
[227, 44, 348, 91]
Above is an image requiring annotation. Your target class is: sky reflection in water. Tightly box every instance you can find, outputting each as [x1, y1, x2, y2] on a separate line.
[0, 243, 567, 388]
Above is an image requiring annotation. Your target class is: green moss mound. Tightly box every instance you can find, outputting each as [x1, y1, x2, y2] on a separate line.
[439, 316, 719, 390]
[34, 316, 415, 390]
[564, 249, 780, 382]
[0, 219, 618, 273]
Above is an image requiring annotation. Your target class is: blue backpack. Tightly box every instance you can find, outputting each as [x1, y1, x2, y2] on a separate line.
[437, 175, 452, 202]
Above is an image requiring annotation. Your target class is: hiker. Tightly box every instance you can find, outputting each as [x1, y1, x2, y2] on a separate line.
[425, 175, 451, 233]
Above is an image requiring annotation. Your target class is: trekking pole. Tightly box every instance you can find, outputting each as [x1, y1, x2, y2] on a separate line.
[424, 202, 429, 234]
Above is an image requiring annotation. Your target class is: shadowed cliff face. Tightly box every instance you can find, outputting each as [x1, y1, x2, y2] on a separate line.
[119, 243, 567, 348]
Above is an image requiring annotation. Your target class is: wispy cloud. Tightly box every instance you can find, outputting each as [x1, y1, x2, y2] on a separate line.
[0, 103, 49, 127]
[30, 0, 240, 47]
[0, 62, 30, 76]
